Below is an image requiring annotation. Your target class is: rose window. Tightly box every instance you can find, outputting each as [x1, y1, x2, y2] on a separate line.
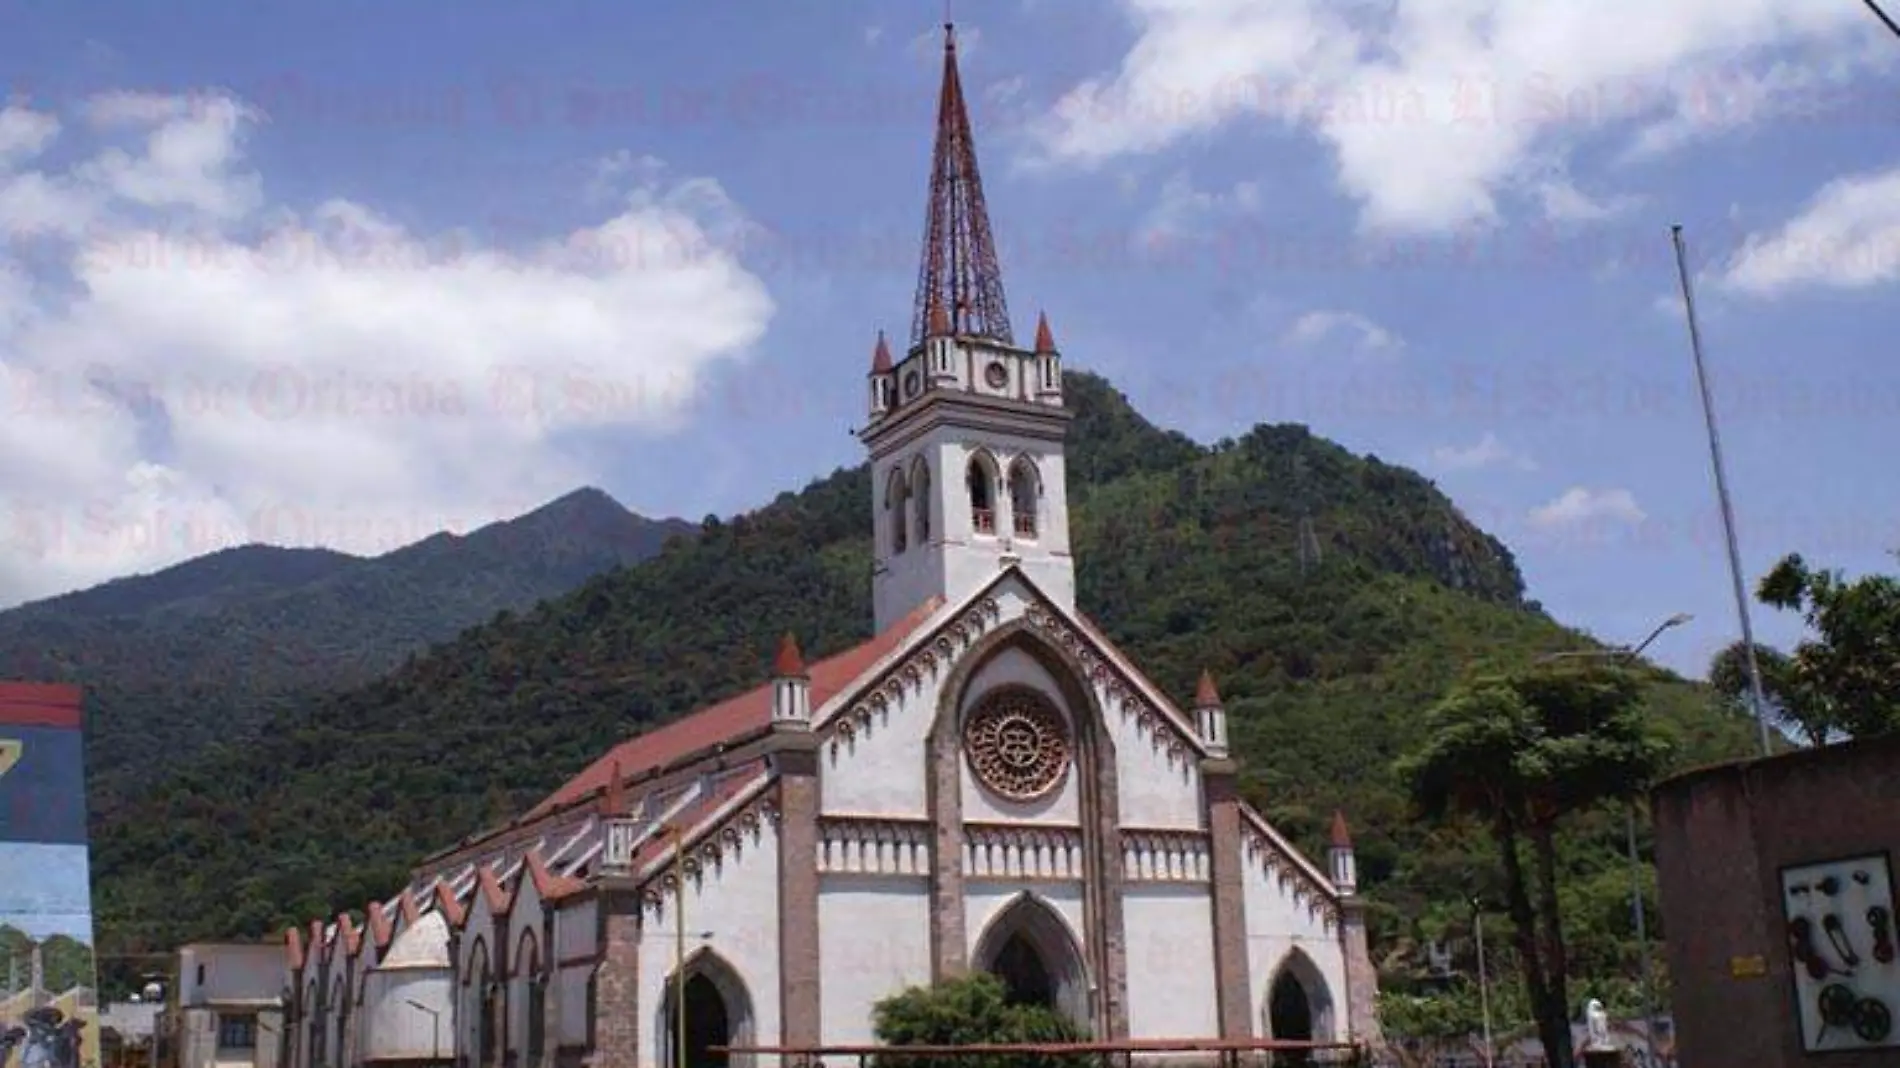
[963, 688, 1071, 801]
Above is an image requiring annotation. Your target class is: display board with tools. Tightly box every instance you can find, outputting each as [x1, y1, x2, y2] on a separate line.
[1783, 853, 1899, 1051]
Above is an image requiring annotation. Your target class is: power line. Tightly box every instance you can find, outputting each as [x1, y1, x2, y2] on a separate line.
[1861, 0, 1900, 39]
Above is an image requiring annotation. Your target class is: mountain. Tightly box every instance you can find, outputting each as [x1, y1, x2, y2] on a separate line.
[0, 488, 695, 797]
[84, 372, 1763, 996]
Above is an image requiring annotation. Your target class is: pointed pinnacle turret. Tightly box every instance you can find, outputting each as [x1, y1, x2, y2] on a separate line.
[774, 632, 807, 677]
[600, 760, 624, 815]
[1330, 810, 1353, 849]
[1195, 669, 1222, 708]
[871, 330, 893, 373]
[1034, 311, 1057, 354]
[910, 22, 1014, 348]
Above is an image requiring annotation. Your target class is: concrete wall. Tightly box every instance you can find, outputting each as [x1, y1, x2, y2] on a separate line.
[1653, 733, 1900, 1068]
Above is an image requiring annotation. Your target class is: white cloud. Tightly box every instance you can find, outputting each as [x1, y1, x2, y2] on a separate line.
[1135, 171, 1262, 246]
[1431, 432, 1538, 472]
[1716, 166, 1900, 295]
[1527, 486, 1646, 530]
[1028, 0, 1884, 234]
[0, 93, 775, 605]
[1282, 309, 1401, 353]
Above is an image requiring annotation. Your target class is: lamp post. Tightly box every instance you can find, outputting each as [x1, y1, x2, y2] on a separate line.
[1472, 898, 1495, 1068]
[1538, 612, 1690, 1067]
[404, 1001, 441, 1061]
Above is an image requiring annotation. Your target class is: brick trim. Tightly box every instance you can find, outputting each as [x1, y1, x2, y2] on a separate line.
[772, 729, 823, 1045]
[593, 879, 642, 1068]
[1200, 760, 1252, 1039]
[926, 614, 1129, 1039]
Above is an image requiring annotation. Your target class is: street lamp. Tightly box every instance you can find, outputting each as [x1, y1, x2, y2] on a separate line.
[1472, 898, 1495, 1068]
[404, 1000, 441, 1061]
[1537, 612, 1689, 1067]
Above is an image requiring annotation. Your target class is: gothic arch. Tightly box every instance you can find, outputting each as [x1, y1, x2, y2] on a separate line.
[925, 616, 1127, 1038]
[1007, 456, 1041, 538]
[513, 929, 539, 978]
[885, 466, 911, 553]
[1264, 947, 1336, 1042]
[464, 936, 496, 1068]
[966, 450, 1000, 535]
[972, 892, 1091, 1027]
[655, 947, 756, 1068]
[910, 455, 933, 544]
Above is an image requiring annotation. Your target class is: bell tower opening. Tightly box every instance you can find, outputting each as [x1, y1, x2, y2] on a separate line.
[859, 22, 1075, 633]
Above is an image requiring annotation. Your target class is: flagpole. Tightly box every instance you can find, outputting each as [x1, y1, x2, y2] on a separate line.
[1670, 224, 1774, 757]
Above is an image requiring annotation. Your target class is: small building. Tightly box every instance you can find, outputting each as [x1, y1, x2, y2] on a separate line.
[172, 942, 287, 1068]
[1652, 732, 1900, 1066]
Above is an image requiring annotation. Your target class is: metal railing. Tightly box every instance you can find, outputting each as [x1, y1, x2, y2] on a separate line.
[716, 1038, 1371, 1068]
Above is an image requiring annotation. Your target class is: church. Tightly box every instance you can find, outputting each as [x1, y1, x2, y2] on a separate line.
[278, 25, 1380, 1068]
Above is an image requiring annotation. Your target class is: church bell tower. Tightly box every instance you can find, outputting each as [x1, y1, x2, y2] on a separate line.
[860, 23, 1074, 634]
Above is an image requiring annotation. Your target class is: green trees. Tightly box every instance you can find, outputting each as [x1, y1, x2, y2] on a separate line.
[870, 974, 1080, 1068]
[1394, 667, 1670, 1068]
[1711, 552, 1900, 743]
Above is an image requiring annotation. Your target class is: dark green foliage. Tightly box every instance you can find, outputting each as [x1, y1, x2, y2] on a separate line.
[76, 372, 1762, 1015]
[0, 488, 692, 807]
[0, 927, 96, 994]
[871, 974, 1082, 1068]
[1710, 551, 1900, 743]
[1394, 666, 1671, 1068]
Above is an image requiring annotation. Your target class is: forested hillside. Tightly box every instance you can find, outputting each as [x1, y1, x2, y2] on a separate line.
[0, 489, 693, 798]
[84, 372, 1762, 1004]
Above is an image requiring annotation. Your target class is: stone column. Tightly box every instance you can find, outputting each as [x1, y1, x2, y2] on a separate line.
[593, 882, 642, 1068]
[1201, 757, 1254, 1039]
[1339, 900, 1382, 1046]
[774, 728, 824, 1048]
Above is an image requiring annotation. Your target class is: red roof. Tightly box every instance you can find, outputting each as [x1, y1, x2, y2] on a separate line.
[628, 763, 769, 872]
[530, 597, 943, 817]
[1034, 312, 1057, 355]
[871, 331, 893, 373]
[1194, 669, 1221, 708]
[1329, 810, 1353, 849]
[0, 682, 82, 730]
[773, 632, 807, 677]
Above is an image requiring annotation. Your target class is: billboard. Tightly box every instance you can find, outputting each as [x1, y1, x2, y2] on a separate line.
[0, 684, 100, 1068]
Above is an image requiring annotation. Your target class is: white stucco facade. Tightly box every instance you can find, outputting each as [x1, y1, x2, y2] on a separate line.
[277, 22, 1380, 1068]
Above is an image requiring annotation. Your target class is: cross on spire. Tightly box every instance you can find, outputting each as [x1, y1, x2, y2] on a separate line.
[910, 21, 1015, 348]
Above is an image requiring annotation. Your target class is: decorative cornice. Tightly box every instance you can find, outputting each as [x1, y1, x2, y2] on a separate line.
[1241, 823, 1340, 932]
[1023, 603, 1201, 768]
[963, 821, 1085, 881]
[1119, 828, 1212, 883]
[817, 816, 932, 876]
[639, 793, 781, 915]
[823, 595, 1004, 757]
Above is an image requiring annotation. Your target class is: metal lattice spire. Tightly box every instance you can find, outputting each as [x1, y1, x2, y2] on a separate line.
[910, 22, 1015, 348]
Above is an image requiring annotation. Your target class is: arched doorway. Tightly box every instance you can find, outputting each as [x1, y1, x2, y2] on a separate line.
[1264, 950, 1335, 1062]
[972, 894, 1089, 1028]
[659, 951, 754, 1068]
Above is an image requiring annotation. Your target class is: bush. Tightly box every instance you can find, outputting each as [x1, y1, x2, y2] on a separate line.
[871, 974, 1084, 1068]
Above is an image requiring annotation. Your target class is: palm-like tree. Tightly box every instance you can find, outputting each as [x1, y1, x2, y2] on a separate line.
[1395, 666, 1670, 1068]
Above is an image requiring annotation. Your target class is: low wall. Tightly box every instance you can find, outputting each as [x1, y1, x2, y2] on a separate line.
[1652, 732, 1900, 1067]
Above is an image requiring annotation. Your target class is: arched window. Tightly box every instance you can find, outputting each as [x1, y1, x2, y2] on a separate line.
[886, 467, 910, 553]
[968, 454, 996, 535]
[1008, 458, 1039, 538]
[911, 457, 932, 545]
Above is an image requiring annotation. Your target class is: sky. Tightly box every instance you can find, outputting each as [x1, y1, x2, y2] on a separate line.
[1, 0, 1897, 682]
[0, 844, 94, 942]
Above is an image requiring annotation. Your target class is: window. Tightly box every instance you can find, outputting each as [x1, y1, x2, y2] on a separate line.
[218, 1014, 258, 1051]
[911, 458, 932, 544]
[1008, 459, 1039, 537]
[968, 456, 996, 535]
[196, 963, 206, 986]
[886, 467, 909, 553]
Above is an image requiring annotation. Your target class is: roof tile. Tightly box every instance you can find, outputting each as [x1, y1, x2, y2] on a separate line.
[531, 597, 942, 817]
